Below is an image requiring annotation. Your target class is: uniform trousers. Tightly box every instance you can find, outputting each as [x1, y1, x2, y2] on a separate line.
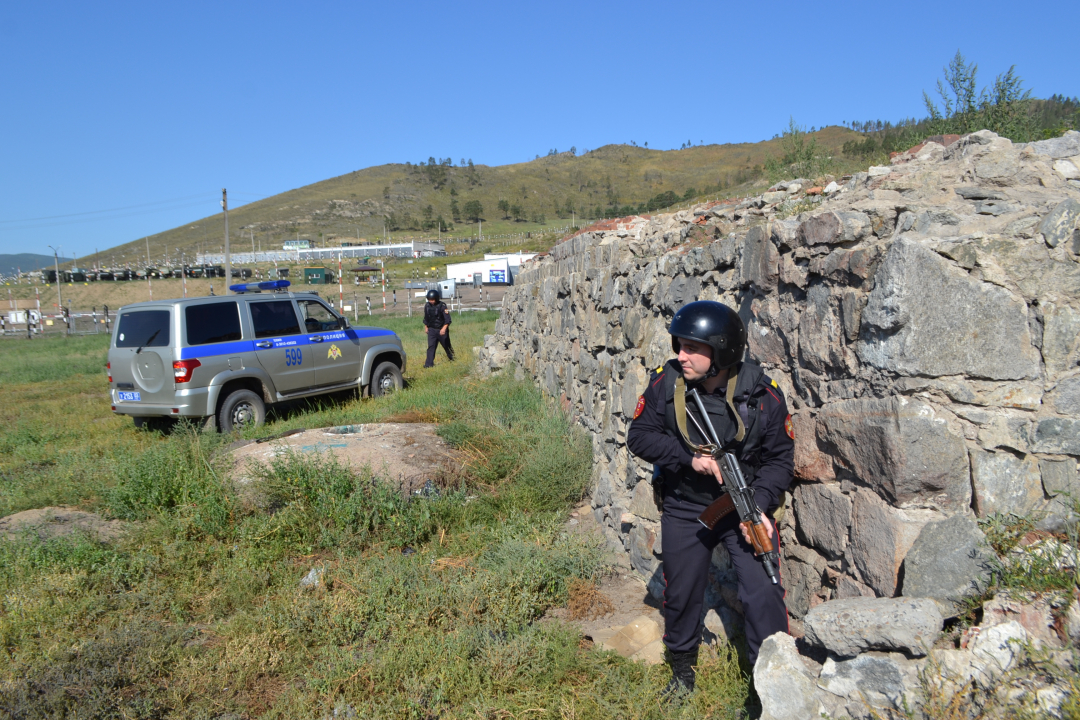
[660, 495, 787, 665]
[424, 327, 454, 367]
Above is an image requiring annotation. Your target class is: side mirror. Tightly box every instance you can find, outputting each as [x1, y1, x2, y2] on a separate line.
[338, 316, 349, 329]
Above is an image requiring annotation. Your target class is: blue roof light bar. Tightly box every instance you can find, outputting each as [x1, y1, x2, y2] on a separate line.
[229, 279, 291, 293]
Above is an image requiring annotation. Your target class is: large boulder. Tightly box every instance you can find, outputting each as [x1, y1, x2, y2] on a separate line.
[858, 237, 1040, 381]
[753, 632, 829, 720]
[803, 597, 944, 658]
[900, 515, 996, 613]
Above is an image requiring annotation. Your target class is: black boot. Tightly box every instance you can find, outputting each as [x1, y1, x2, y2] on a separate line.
[662, 649, 698, 698]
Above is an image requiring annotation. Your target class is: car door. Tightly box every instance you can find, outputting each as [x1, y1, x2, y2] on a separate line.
[297, 299, 359, 388]
[248, 299, 313, 394]
[111, 308, 175, 407]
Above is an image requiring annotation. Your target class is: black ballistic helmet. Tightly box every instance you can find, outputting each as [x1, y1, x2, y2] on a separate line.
[426, 288, 441, 301]
[669, 301, 746, 374]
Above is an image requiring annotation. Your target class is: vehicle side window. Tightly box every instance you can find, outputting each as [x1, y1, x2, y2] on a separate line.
[115, 310, 170, 348]
[250, 301, 302, 339]
[185, 302, 242, 345]
[298, 300, 339, 332]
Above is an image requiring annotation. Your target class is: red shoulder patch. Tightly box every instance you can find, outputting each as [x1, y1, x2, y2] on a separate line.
[784, 414, 795, 440]
[633, 395, 646, 420]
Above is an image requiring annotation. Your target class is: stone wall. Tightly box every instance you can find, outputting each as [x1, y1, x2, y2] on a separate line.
[478, 131, 1080, 621]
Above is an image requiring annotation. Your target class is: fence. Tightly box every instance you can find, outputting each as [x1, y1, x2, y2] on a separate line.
[1, 307, 114, 339]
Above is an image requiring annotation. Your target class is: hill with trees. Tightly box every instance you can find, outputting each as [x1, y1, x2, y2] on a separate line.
[94, 52, 1077, 268]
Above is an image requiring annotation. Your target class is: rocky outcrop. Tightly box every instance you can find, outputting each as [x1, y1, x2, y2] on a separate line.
[478, 131, 1080, 626]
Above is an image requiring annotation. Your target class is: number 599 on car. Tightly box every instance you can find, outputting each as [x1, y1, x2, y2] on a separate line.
[284, 348, 303, 366]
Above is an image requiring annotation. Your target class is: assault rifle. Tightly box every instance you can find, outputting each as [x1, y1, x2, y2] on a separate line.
[685, 388, 780, 585]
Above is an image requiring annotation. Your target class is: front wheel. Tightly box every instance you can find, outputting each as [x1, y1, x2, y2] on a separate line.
[218, 389, 265, 433]
[370, 361, 403, 398]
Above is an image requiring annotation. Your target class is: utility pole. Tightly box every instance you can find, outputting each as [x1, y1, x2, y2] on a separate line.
[145, 236, 152, 300]
[222, 189, 231, 293]
[179, 248, 187, 298]
[47, 245, 62, 311]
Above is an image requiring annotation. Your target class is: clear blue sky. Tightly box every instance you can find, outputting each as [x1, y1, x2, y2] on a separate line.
[1, 0, 1076, 260]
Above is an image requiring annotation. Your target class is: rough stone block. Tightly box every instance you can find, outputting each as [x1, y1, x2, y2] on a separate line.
[754, 633, 828, 720]
[1022, 130, 1080, 159]
[982, 591, 1064, 648]
[1041, 302, 1080, 376]
[970, 621, 1027, 674]
[797, 210, 872, 246]
[791, 411, 834, 481]
[1033, 417, 1080, 455]
[835, 574, 876, 599]
[932, 378, 1043, 410]
[662, 275, 701, 313]
[1049, 376, 1080, 416]
[975, 148, 1020, 184]
[703, 605, 744, 645]
[778, 254, 808, 288]
[628, 525, 659, 576]
[970, 449, 1044, 517]
[781, 543, 827, 619]
[817, 653, 921, 715]
[1040, 198, 1080, 249]
[740, 223, 779, 293]
[628, 480, 661, 522]
[858, 238, 1039, 380]
[598, 615, 662, 657]
[849, 490, 938, 597]
[793, 482, 852, 559]
[1040, 458, 1079, 497]
[798, 282, 850, 375]
[818, 396, 971, 511]
[802, 597, 943, 657]
[900, 515, 995, 613]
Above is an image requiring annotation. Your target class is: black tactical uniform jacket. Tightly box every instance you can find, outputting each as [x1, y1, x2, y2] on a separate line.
[423, 301, 451, 329]
[626, 359, 794, 510]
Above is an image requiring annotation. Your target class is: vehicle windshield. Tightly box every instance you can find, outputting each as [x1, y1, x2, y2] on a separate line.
[115, 310, 170, 348]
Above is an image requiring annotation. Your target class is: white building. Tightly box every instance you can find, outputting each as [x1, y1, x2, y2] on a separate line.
[446, 257, 512, 285]
[483, 252, 538, 267]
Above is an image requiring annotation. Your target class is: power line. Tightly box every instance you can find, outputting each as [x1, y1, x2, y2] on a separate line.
[0, 199, 219, 231]
[0, 192, 215, 224]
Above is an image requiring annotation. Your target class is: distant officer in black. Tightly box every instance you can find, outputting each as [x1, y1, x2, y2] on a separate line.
[422, 288, 454, 367]
[626, 301, 794, 695]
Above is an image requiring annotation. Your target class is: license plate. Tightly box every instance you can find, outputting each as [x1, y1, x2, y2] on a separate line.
[118, 391, 141, 402]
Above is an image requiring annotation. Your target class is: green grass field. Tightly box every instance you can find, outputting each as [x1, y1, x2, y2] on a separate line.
[0, 314, 753, 719]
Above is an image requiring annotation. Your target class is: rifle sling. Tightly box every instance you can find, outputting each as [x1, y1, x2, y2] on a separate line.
[673, 366, 745, 454]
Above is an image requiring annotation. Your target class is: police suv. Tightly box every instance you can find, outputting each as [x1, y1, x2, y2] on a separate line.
[106, 280, 406, 432]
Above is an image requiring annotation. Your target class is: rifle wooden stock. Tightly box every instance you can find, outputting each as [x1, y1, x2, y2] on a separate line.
[697, 493, 736, 530]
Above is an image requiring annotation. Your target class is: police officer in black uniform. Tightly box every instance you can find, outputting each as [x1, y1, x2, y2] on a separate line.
[422, 288, 454, 367]
[626, 300, 794, 695]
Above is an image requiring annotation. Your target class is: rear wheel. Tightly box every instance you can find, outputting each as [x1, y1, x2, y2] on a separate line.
[370, 361, 403, 398]
[218, 389, 265, 433]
